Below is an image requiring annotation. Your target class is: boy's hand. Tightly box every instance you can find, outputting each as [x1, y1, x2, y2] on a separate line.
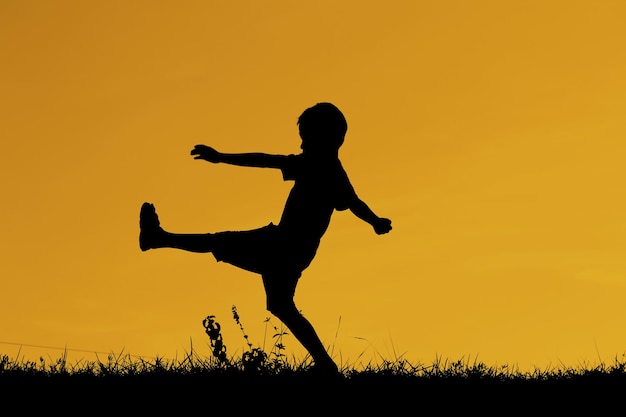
[191, 144, 222, 163]
[373, 217, 392, 235]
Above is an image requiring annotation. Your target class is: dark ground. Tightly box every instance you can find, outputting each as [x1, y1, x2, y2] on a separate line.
[2, 370, 624, 415]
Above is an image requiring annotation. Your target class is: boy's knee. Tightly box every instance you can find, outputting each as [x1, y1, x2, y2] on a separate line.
[266, 297, 296, 318]
[262, 273, 299, 317]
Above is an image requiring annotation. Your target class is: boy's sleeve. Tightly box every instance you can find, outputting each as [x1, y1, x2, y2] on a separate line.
[334, 167, 358, 211]
[280, 154, 300, 181]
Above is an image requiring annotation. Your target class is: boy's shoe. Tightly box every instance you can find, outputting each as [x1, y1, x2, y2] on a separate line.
[308, 360, 343, 381]
[139, 202, 161, 251]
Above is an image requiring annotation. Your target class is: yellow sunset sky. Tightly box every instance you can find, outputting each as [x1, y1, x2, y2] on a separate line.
[1, 1, 625, 372]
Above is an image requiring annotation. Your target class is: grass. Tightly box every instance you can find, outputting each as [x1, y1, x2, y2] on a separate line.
[2, 308, 625, 414]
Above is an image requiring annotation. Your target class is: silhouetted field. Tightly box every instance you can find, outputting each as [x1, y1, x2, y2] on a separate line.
[1, 351, 624, 414]
[3, 312, 624, 414]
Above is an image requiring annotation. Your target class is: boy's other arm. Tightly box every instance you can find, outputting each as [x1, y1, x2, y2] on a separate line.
[191, 144, 287, 168]
[348, 197, 392, 235]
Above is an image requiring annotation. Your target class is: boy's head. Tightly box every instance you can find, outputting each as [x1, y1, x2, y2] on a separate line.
[297, 102, 347, 152]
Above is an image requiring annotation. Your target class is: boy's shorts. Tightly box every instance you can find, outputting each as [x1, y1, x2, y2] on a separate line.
[211, 223, 318, 299]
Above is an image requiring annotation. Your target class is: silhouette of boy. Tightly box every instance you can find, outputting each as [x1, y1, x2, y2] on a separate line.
[139, 102, 392, 374]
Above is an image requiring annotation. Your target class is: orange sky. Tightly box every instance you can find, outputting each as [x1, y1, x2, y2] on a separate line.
[1, 1, 625, 372]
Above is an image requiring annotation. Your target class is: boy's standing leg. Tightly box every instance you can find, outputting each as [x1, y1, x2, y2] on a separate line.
[262, 274, 339, 375]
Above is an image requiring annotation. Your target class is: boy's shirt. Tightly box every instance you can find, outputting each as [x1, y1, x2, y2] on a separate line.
[278, 153, 357, 246]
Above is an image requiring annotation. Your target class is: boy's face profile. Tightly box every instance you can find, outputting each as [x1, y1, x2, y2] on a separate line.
[299, 125, 337, 156]
[299, 136, 319, 155]
[298, 123, 316, 143]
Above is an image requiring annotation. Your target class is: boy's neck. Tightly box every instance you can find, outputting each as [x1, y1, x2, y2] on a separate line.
[302, 149, 339, 160]
[303, 154, 339, 163]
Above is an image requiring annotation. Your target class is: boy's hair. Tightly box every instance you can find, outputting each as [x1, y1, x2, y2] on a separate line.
[297, 102, 348, 150]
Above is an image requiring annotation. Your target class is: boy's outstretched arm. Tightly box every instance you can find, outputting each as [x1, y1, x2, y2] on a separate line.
[191, 144, 287, 168]
[349, 197, 392, 235]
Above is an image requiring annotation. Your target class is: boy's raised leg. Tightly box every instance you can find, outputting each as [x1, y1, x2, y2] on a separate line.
[139, 202, 216, 253]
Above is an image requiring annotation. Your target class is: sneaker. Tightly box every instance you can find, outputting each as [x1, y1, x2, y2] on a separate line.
[139, 202, 161, 251]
